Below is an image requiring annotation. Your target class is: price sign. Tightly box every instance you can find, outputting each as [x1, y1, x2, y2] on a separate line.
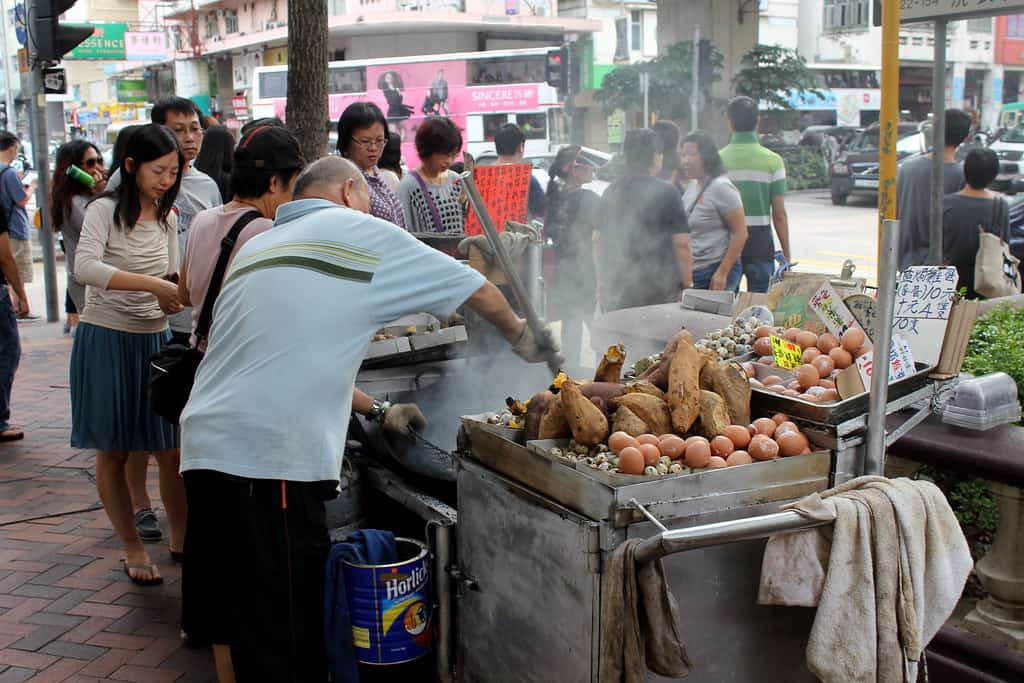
[770, 335, 803, 370]
[809, 281, 867, 343]
[892, 266, 958, 365]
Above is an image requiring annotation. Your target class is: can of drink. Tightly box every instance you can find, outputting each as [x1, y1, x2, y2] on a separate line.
[67, 164, 95, 188]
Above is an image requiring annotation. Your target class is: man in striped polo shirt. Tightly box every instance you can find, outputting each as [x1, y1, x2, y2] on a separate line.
[720, 96, 791, 293]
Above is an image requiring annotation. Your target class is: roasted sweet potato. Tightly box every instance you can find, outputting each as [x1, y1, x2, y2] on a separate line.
[626, 380, 666, 401]
[706, 361, 751, 426]
[594, 344, 626, 383]
[664, 328, 695, 356]
[612, 406, 649, 437]
[538, 395, 572, 440]
[668, 338, 702, 433]
[524, 391, 554, 441]
[612, 393, 672, 436]
[590, 396, 609, 416]
[560, 379, 609, 446]
[580, 382, 627, 402]
[697, 390, 731, 438]
[642, 352, 674, 391]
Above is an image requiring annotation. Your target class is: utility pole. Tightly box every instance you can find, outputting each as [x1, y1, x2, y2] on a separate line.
[640, 71, 649, 128]
[0, 0, 16, 132]
[691, 25, 700, 131]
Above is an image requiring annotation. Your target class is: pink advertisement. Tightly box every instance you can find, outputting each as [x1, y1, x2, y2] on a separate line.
[273, 57, 540, 167]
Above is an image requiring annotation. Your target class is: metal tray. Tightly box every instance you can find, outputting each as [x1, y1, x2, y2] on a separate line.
[362, 326, 469, 369]
[460, 413, 525, 445]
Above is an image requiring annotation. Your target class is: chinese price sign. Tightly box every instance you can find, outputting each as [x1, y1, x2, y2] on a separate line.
[809, 281, 867, 342]
[464, 164, 532, 236]
[770, 335, 803, 370]
[892, 266, 957, 365]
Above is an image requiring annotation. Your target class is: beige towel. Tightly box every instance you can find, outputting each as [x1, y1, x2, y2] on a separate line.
[758, 476, 972, 683]
[599, 538, 691, 683]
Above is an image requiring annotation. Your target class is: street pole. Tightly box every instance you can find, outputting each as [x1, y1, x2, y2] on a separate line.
[0, 0, 16, 130]
[28, 64, 58, 322]
[928, 19, 947, 266]
[641, 71, 649, 128]
[878, 0, 900, 250]
[691, 25, 700, 131]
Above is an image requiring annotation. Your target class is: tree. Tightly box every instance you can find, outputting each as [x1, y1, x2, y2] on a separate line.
[596, 41, 724, 128]
[732, 45, 823, 111]
[287, 0, 328, 161]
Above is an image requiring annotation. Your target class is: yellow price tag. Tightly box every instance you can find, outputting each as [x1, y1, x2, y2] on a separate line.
[770, 335, 803, 370]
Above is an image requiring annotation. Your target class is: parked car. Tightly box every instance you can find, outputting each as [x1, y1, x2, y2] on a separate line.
[1004, 185, 1024, 280]
[473, 146, 613, 197]
[829, 122, 930, 205]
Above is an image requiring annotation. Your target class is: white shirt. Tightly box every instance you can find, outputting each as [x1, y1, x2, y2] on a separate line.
[179, 199, 486, 483]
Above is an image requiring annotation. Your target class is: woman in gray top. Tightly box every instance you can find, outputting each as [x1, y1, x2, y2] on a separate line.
[51, 140, 107, 332]
[397, 117, 465, 233]
[680, 131, 748, 291]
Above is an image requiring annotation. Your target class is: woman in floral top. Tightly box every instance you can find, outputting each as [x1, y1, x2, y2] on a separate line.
[336, 102, 405, 228]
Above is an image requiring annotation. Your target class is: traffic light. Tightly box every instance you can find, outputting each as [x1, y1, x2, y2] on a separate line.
[0, 103, 7, 129]
[698, 39, 714, 86]
[545, 47, 568, 95]
[31, 0, 94, 63]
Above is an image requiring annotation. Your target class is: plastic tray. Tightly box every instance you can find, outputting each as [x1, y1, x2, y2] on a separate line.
[944, 373, 1019, 413]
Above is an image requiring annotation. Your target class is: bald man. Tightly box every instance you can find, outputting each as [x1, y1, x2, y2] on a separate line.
[179, 156, 557, 682]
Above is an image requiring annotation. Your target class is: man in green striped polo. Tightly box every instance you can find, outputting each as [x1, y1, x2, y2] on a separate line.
[719, 96, 791, 293]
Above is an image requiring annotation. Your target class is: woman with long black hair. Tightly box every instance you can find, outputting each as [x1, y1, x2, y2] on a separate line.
[193, 124, 235, 204]
[71, 124, 186, 587]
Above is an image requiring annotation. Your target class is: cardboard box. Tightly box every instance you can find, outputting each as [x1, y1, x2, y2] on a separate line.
[931, 298, 979, 379]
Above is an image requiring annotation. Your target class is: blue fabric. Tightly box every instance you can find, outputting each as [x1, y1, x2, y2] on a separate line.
[0, 165, 29, 241]
[743, 259, 775, 294]
[692, 261, 743, 293]
[0, 288, 20, 431]
[324, 529, 398, 683]
[528, 175, 546, 219]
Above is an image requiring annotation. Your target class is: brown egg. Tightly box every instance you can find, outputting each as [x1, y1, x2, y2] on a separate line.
[685, 435, 707, 447]
[786, 380, 801, 391]
[726, 450, 753, 466]
[796, 364, 820, 390]
[748, 434, 780, 460]
[841, 327, 866, 352]
[828, 347, 853, 369]
[608, 431, 638, 454]
[771, 412, 790, 425]
[817, 333, 840, 353]
[784, 327, 802, 342]
[799, 393, 821, 403]
[752, 417, 777, 437]
[796, 331, 819, 350]
[811, 355, 835, 378]
[706, 456, 728, 469]
[768, 385, 787, 393]
[753, 337, 773, 357]
[819, 379, 836, 390]
[802, 347, 822, 363]
[638, 443, 661, 466]
[854, 345, 873, 359]
[755, 325, 775, 339]
[742, 362, 756, 378]
[782, 389, 801, 397]
[762, 375, 783, 386]
[774, 421, 799, 436]
[758, 356, 776, 366]
[636, 434, 660, 446]
[658, 435, 687, 460]
[684, 438, 712, 468]
[821, 388, 840, 402]
[799, 446, 813, 455]
[724, 425, 751, 449]
[776, 430, 809, 457]
[711, 435, 735, 458]
[618, 447, 645, 475]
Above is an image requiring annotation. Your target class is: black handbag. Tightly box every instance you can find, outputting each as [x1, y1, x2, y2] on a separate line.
[148, 210, 261, 424]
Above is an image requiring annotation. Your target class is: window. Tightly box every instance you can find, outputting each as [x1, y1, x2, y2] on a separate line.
[1010, 15, 1024, 39]
[823, 0, 869, 31]
[899, 35, 908, 45]
[467, 56, 545, 85]
[224, 8, 238, 33]
[327, 67, 366, 95]
[516, 113, 546, 140]
[204, 12, 218, 39]
[614, 17, 628, 60]
[911, 36, 923, 46]
[984, 41, 991, 50]
[483, 114, 510, 141]
[630, 10, 643, 52]
[927, 37, 934, 47]
[967, 18, 991, 33]
[259, 71, 288, 100]
[969, 40, 978, 49]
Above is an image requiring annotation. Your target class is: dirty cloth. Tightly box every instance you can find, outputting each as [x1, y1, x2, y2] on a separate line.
[758, 476, 972, 683]
[457, 229, 534, 264]
[599, 538, 691, 683]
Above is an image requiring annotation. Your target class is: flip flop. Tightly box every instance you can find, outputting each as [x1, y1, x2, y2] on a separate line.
[0, 428, 24, 442]
[121, 559, 163, 587]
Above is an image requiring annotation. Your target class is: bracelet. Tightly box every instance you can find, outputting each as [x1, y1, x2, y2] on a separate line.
[367, 400, 392, 424]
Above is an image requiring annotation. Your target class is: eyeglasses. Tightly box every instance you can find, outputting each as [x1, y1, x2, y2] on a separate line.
[82, 158, 103, 169]
[352, 137, 386, 150]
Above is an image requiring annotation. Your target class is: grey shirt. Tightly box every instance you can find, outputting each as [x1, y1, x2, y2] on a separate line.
[682, 176, 745, 272]
[62, 194, 90, 312]
[396, 170, 464, 233]
[896, 154, 964, 271]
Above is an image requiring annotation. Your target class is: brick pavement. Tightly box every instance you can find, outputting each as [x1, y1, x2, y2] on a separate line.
[0, 331, 215, 682]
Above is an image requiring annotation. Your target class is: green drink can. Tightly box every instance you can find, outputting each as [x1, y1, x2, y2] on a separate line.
[67, 164, 95, 188]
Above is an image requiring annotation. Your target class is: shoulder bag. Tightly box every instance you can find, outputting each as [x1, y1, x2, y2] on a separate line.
[148, 210, 261, 424]
[411, 171, 446, 232]
[974, 197, 1021, 299]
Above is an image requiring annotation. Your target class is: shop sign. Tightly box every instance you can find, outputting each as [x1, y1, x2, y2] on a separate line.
[68, 23, 127, 60]
[232, 95, 249, 118]
[769, 336, 802, 370]
[891, 265, 958, 365]
[116, 79, 148, 103]
[125, 31, 168, 61]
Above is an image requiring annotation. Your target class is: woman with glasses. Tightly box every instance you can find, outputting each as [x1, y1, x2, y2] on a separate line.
[51, 140, 106, 334]
[336, 102, 405, 228]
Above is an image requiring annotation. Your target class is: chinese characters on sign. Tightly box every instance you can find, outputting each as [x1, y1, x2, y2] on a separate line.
[809, 281, 868, 342]
[463, 164, 532, 237]
[770, 336, 803, 370]
[892, 266, 957, 365]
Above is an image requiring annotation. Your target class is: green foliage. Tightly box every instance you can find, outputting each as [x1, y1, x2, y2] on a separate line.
[595, 41, 724, 127]
[776, 146, 828, 191]
[733, 44, 824, 111]
[962, 304, 1024, 413]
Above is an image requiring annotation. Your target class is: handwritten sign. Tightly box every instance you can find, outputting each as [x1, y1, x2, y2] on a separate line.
[770, 335, 803, 370]
[844, 293, 877, 342]
[892, 266, 958, 365]
[809, 281, 867, 343]
[464, 163, 532, 236]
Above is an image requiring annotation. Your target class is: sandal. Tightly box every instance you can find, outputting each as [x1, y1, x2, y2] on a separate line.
[135, 508, 163, 543]
[121, 559, 163, 587]
[0, 428, 24, 442]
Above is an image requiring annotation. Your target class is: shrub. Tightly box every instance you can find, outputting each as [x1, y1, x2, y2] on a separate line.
[962, 303, 1024, 413]
[776, 146, 828, 191]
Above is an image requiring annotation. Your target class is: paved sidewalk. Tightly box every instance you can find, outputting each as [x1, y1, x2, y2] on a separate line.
[0, 331, 215, 682]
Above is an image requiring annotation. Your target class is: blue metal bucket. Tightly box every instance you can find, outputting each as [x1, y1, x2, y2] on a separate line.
[342, 537, 434, 665]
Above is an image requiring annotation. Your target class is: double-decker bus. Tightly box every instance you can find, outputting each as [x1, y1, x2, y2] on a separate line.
[770, 64, 882, 128]
[251, 47, 566, 165]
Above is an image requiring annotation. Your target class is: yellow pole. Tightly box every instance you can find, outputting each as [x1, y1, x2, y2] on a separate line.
[878, 0, 900, 236]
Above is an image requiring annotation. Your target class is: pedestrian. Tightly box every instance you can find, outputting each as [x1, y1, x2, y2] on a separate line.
[897, 108, 972, 271]
[50, 141, 107, 335]
[193, 124, 235, 204]
[378, 134, 404, 188]
[70, 124, 187, 587]
[942, 148, 1010, 298]
[179, 156, 557, 681]
[593, 128, 693, 312]
[680, 131, 748, 292]
[545, 145, 600, 369]
[0, 132, 37, 317]
[397, 116, 465, 233]
[720, 96, 791, 293]
[652, 120, 682, 184]
[110, 125, 142, 173]
[336, 102, 405, 227]
[493, 123, 545, 220]
[0, 173, 28, 442]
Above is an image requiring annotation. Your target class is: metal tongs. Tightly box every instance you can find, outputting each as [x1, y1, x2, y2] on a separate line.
[459, 171, 563, 375]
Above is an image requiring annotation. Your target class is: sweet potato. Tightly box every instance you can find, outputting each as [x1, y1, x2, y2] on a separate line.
[706, 361, 751, 426]
[524, 391, 554, 441]
[664, 328, 695, 356]
[538, 395, 572, 440]
[560, 379, 609, 446]
[612, 393, 672, 436]
[590, 396, 609, 416]
[612, 406, 648, 437]
[594, 344, 626, 384]
[667, 338, 702, 433]
[642, 352, 674, 391]
[697, 390, 731, 438]
[580, 382, 627, 402]
[626, 380, 666, 401]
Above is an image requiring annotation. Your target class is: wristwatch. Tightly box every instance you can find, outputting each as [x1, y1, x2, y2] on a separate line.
[366, 399, 391, 424]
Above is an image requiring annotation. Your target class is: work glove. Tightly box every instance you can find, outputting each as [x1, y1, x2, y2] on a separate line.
[512, 321, 563, 365]
[382, 403, 427, 440]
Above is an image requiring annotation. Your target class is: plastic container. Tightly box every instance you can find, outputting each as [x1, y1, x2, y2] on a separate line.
[941, 372, 1021, 431]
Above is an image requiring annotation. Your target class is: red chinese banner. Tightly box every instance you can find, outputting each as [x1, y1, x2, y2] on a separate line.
[464, 164, 532, 236]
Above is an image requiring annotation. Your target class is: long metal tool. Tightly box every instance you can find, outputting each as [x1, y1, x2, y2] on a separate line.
[459, 171, 562, 375]
[866, 219, 901, 476]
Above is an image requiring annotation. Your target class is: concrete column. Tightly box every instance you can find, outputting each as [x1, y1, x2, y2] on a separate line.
[981, 64, 1005, 131]
[951, 62, 967, 110]
[965, 482, 1024, 651]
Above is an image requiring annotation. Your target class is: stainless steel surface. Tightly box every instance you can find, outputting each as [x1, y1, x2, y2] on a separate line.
[629, 498, 668, 532]
[867, 219, 900, 476]
[590, 303, 733, 360]
[633, 510, 830, 565]
[435, 522, 454, 683]
[525, 237, 544, 319]
[929, 20, 947, 267]
[459, 171, 560, 375]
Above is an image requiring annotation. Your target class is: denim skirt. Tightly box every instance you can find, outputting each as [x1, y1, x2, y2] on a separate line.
[70, 322, 179, 452]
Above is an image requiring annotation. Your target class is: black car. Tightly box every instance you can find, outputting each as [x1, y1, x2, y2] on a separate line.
[1005, 192, 1024, 277]
[829, 123, 930, 205]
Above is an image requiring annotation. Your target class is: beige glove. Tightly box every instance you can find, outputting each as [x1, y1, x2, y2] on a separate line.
[512, 321, 563, 365]
[382, 403, 428, 440]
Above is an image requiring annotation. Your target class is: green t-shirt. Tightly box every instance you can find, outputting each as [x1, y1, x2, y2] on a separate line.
[720, 132, 787, 262]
